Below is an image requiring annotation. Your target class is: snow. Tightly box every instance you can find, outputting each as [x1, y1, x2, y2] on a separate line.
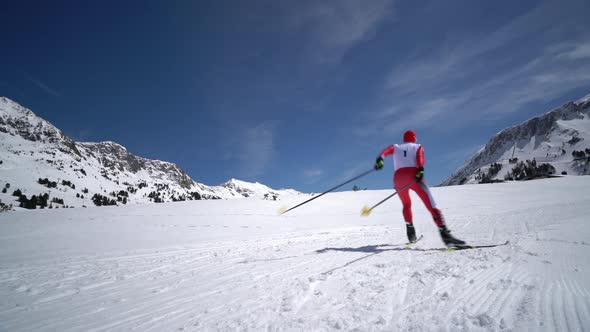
[1, 176, 589, 331]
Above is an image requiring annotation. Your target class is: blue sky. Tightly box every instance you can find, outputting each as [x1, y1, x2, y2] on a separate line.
[2, 0, 590, 193]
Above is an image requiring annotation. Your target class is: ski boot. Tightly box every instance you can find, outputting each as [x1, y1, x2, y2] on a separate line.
[439, 226, 465, 247]
[406, 223, 417, 243]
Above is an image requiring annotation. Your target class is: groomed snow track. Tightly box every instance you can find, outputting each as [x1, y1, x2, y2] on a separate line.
[1, 177, 589, 331]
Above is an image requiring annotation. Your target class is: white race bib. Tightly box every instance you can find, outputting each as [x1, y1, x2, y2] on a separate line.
[393, 143, 421, 171]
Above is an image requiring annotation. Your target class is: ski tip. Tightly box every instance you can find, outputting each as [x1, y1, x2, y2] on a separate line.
[277, 207, 287, 215]
[360, 206, 371, 217]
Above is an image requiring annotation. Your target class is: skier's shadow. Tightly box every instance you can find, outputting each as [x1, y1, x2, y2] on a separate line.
[315, 243, 425, 254]
[237, 243, 444, 272]
[315, 243, 434, 275]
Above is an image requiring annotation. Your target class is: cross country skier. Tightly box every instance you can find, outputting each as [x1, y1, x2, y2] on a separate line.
[374, 130, 465, 246]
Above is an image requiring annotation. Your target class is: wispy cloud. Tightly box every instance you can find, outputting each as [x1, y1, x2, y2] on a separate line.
[25, 75, 61, 97]
[289, 0, 395, 64]
[555, 41, 590, 60]
[354, 95, 469, 137]
[302, 168, 323, 185]
[360, 0, 590, 136]
[236, 121, 278, 178]
[304, 169, 323, 178]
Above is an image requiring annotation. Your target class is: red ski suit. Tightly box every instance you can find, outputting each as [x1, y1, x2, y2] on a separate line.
[379, 144, 445, 227]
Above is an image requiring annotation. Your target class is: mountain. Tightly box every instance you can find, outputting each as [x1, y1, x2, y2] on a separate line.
[441, 94, 590, 186]
[0, 97, 301, 209]
[221, 178, 301, 200]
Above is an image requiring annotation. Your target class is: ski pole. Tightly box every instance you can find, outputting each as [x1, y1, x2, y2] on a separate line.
[360, 180, 417, 216]
[279, 168, 375, 215]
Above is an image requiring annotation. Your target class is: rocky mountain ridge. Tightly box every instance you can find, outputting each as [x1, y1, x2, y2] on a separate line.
[0, 97, 300, 209]
[441, 95, 590, 186]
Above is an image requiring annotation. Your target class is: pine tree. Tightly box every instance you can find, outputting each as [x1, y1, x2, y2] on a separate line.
[30, 195, 38, 208]
[40, 193, 49, 208]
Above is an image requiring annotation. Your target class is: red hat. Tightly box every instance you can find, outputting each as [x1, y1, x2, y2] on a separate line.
[403, 130, 416, 143]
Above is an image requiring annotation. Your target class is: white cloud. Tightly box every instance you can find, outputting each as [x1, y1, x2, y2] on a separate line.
[360, 1, 590, 136]
[292, 0, 395, 63]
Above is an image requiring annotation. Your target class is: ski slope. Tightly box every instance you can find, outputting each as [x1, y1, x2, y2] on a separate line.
[1, 177, 589, 331]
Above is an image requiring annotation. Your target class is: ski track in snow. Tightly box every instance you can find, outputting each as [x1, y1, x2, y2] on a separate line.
[1, 177, 590, 331]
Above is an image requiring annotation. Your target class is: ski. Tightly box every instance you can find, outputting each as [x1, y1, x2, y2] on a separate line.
[405, 234, 424, 247]
[376, 234, 424, 250]
[437, 240, 509, 253]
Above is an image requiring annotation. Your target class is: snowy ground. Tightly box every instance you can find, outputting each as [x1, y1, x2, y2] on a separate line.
[1, 176, 589, 331]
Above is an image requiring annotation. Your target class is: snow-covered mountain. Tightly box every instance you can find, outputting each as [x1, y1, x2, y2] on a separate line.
[0, 97, 301, 209]
[221, 178, 301, 200]
[441, 94, 590, 186]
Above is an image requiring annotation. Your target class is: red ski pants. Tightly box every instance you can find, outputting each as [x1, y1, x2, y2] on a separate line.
[394, 168, 445, 227]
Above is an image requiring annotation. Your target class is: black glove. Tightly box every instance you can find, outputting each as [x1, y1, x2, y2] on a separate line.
[374, 156, 384, 170]
[415, 167, 424, 181]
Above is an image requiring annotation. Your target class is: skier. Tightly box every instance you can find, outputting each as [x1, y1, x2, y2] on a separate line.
[374, 130, 465, 246]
